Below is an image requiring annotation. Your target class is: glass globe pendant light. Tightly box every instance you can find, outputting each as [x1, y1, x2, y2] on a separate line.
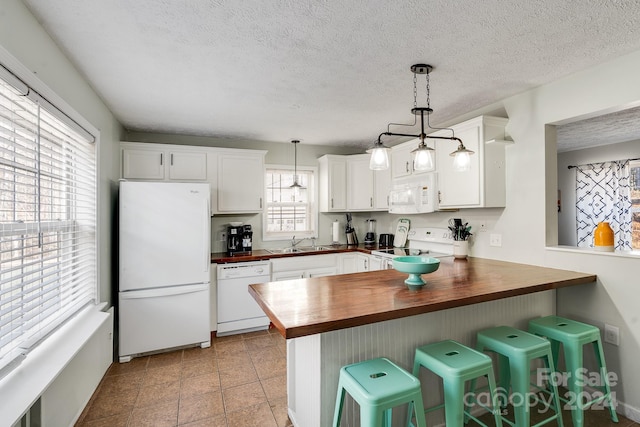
[289, 139, 305, 198]
[370, 63, 472, 172]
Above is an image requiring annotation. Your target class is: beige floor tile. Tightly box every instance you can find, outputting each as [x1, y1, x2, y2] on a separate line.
[222, 381, 268, 413]
[225, 402, 277, 427]
[248, 346, 282, 364]
[219, 364, 259, 389]
[148, 350, 184, 369]
[99, 371, 145, 394]
[241, 329, 271, 339]
[106, 357, 149, 376]
[182, 357, 217, 379]
[244, 335, 276, 352]
[268, 397, 293, 427]
[77, 412, 131, 427]
[136, 379, 180, 408]
[178, 414, 228, 427]
[181, 373, 221, 398]
[129, 400, 179, 427]
[143, 364, 182, 386]
[183, 345, 217, 361]
[216, 339, 247, 356]
[260, 375, 287, 402]
[217, 352, 253, 372]
[178, 391, 225, 425]
[253, 356, 286, 380]
[82, 387, 139, 421]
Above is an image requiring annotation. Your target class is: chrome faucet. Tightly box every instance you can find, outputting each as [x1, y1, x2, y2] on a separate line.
[290, 236, 317, 248]
[291, 236, 306, 247]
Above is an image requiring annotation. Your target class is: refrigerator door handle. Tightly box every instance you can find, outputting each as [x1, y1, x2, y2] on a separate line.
[120, 283, 208, 299]
[204, 199, 210, 273]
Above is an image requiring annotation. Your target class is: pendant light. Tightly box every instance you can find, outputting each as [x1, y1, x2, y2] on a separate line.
[366, 137, 390, 170]
[370, 64, 473, 172]
[289, 139, 305, 197]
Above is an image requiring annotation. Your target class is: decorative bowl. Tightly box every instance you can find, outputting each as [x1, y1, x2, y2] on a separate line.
[392, 256, 440, 290]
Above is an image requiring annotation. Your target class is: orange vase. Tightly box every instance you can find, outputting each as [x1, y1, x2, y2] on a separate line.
[593, 221, 614, 252]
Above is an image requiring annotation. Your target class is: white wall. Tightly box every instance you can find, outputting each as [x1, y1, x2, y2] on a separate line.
[0, 0, 122, 424]
[498, 51, 640, 418]
[557, 140, 640, 246]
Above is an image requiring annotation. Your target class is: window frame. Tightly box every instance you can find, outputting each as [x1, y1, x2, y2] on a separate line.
[262, 164, 318, 242]
[0, 57, 99, 373]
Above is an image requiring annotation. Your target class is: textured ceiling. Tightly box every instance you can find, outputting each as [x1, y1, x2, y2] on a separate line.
[21, 0, 640, 150]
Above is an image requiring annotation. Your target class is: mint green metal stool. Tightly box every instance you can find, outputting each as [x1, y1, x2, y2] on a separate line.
[528, 315, 619, 427]
[407, 340, 503, 427]
[472, 326, 564, 427]
[333, 357, 427, 427]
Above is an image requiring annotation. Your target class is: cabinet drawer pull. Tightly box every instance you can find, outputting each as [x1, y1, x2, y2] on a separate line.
[405, 161, 409, 173]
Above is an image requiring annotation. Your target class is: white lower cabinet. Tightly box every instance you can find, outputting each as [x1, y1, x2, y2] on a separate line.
[338, 253, 358, 274]
[271, 254, 338, 281]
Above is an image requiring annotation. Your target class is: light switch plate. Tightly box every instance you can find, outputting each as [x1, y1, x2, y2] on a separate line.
[604, 324, 620, 346]
[489, 233, 502, 247]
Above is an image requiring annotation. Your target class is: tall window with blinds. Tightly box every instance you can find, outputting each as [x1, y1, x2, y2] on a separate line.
[0, 71, 97, 372]
[264, 168, 316, 239]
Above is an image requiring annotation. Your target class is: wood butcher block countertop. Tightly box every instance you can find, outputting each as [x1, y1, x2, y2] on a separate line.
[248, 257, 597, 339]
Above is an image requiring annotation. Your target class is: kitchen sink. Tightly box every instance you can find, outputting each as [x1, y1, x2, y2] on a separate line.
[265, 246, 333, 254]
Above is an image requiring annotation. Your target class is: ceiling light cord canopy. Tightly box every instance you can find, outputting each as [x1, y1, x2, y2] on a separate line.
[368, 64, 474, 172]
[289, 139, 305, 196]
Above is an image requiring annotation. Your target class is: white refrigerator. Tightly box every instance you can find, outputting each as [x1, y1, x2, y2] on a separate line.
[118, 181, 211, 362]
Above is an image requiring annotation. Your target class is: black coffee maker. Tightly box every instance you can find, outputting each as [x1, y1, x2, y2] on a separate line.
[226, 224, 244, 256]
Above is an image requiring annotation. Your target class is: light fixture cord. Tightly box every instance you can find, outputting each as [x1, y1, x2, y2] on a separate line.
[423, 67, 457, 139]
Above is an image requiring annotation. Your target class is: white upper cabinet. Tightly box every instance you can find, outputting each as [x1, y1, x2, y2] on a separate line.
[320, 154, 391, 212]
[217, 151, 265, 213]
[121, 142, 267, 214]
[347, 155, 374, 210]
[434, 116, 509, 209]
[391, 138, 435, 179]
[318, 155, 347, 212]
[122, 145, 208, 181]
[168, 151, 207, 180]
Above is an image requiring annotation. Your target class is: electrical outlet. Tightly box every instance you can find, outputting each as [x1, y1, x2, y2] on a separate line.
[218, 231, 227, 241]
[478, 222, 487, 232]
[489, 233, 502, 247]
[604, 324, 620, 346]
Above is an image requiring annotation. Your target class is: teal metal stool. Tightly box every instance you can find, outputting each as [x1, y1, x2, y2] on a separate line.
[528, 315, 619, 427]
[472, 326, 564, 427]
[407, 340, 503, 427]
[333, 357, 427, 427]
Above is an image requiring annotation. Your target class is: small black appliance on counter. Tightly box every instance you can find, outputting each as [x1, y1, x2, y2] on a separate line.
[379, 233, 394, 248]
[227, 223, 252, 256]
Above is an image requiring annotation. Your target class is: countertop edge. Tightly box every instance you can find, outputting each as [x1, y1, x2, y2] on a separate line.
[250, 271, 597, 340]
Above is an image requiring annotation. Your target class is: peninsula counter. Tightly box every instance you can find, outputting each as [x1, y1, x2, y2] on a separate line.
[249, 257, 597, 426]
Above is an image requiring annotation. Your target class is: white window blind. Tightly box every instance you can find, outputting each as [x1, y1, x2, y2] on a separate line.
[264, 168, 315, 238]
[0, 69, 97, 372]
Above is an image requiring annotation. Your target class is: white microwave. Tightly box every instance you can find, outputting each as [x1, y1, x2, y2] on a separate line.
[388, 173, 438, 214]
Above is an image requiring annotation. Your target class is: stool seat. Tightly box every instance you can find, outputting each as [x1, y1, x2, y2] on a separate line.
[529, 316, 619, 427]
[409, 340, 503, 427]
[333, 357, 426, 427]
[474, 326, 564, 427]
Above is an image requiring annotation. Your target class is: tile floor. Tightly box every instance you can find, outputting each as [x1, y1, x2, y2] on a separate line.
[75, 328, 292, 427]
[75, 327, 637, 427]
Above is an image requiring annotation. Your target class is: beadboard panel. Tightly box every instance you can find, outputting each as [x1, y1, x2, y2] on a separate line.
[318, 291, 554, 426]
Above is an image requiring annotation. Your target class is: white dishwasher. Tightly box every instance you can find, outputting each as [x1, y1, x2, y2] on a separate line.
[217, 261, 271, 336]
